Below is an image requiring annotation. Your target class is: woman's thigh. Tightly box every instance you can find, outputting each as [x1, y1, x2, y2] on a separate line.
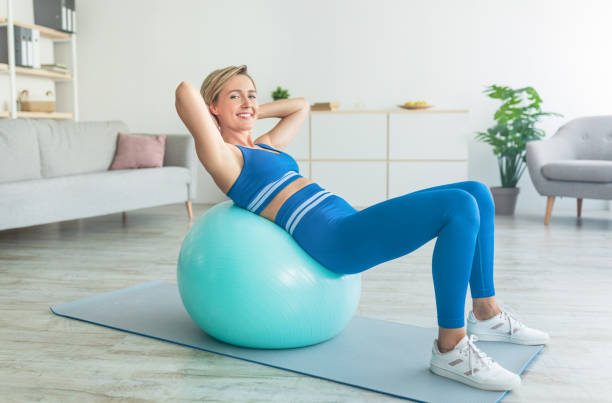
[411, 180, 493, 214]
[293, 187, 478, 274]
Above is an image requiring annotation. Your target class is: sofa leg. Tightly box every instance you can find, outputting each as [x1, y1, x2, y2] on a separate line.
[577, 198, 582, 218]
[185, 201, 193, 220]
[544, 196, 555, 225]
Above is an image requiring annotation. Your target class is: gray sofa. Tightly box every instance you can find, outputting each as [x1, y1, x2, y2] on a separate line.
[526, 115, 612, 225]
[0, 118, 197, 231]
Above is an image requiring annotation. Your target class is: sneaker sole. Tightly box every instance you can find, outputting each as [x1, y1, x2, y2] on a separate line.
[467, 330, 549, 345]
[429, 364, 518, 391]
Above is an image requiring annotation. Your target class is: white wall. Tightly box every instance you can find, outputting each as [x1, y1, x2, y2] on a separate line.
[3, 0, 611, 214]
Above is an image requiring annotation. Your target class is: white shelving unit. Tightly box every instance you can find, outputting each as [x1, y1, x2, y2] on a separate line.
[0, 0, 78, 120]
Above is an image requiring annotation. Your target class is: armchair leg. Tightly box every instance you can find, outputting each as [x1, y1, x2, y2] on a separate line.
[577, 198, 582, 218]
[544, 196, 555, 225]
[185, 201, 193, 220]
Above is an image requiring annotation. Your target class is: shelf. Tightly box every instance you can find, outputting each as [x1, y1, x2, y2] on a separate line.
[0, 111, 74, 119]
[1, 6, 78, 120]
[16, 65, 72, 80]
[0, 63, 72, 80]
[310, 109, 469, 114]
[0, 18, 72, 40]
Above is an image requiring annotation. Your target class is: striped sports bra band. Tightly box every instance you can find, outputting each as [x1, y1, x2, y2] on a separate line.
[246, 170, 300, 213]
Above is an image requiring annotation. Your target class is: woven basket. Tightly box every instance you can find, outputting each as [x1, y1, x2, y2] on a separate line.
[19, 90, 56, 112]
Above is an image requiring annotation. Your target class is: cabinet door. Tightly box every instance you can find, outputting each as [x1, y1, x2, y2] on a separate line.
[311, 113, 386, 159]
[389, 161, 468, 197]
[311, 161, 386, 207]
[389, 113, 469, 160]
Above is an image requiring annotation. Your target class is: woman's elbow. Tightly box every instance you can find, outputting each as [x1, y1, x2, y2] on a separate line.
[176, 81, 187, 91]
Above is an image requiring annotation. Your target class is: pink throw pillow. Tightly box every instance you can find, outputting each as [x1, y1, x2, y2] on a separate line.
[110, 132, 167, 170]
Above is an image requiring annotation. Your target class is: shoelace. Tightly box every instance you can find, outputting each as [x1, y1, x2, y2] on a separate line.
[498, 310, 524, 335]
[459, 335, 495, 374]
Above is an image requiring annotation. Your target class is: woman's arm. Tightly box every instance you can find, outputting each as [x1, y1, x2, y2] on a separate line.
[255, 97, 310, 149]
[175, 81, 230, 171]
[258, 97, 308, 119]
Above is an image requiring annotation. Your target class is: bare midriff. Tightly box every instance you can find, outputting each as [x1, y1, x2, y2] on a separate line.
[224, 143, 313, 223]
[258, 176, 313, 223]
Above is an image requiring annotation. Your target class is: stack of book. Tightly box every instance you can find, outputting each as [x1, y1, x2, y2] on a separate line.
[0, 26, 41, 68]
[34, 0, 77, 33]
[41, 63, 69, 73]
[311, 102, 340, 111]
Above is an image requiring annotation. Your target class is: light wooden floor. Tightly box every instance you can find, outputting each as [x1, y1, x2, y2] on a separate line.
[1, 203, 611, 402]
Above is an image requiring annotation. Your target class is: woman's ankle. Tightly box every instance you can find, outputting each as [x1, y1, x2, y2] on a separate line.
[472, 307, 502, 321]
[472, 296, 502, 320]
[437, 328, 466, 353]
[437, 338, 461, 353]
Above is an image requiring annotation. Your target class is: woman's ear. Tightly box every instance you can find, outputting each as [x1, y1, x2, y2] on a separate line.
[208, 103, 217, 116]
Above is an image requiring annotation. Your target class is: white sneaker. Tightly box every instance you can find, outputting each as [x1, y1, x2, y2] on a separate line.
[467, 310, 550, 345]
[429, 334, 521, 391]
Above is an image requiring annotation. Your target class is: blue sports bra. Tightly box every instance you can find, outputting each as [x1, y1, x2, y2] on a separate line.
[226, 143, 303, 214]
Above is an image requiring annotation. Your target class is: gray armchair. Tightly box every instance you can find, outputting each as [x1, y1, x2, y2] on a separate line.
[526, 115, 612, 225]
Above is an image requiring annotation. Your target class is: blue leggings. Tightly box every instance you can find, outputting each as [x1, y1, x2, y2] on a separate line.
[275, 180, 496, 329]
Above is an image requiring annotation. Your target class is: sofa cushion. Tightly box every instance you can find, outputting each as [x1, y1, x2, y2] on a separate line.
[110, 132, 167, 170]
[34, 119, 130, 178]
[0, 166, 191, 230]
[541, 160, 612, 183]
[0, 118, 42, 183]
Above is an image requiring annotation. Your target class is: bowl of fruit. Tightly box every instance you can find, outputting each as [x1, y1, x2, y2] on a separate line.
[398, 101, 433, 110]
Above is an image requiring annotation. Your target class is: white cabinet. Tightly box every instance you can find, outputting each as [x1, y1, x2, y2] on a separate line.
[311, 161, 387, 207]
[306, 109, 469, 208]
[388, 112, 469, 198]
[311, 113, 387, 159]
[389, 161, 468, 198]
[389, 113, 469, 160]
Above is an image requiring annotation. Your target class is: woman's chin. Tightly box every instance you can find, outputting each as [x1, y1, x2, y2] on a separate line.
[237, 119, 256, 127]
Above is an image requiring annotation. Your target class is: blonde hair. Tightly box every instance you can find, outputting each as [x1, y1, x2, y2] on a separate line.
[200, 65, 257, 127]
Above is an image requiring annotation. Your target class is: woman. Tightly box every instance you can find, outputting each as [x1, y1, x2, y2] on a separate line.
[175, 65, 549, 392]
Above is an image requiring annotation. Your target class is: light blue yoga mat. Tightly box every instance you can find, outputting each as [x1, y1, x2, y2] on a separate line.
[50, 281, 544, 403]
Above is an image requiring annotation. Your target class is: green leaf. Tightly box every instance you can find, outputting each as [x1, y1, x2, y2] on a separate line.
[476, 83, 561, 185]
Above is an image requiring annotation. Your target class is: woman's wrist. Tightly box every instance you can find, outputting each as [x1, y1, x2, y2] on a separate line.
[258, 97, 308, 119]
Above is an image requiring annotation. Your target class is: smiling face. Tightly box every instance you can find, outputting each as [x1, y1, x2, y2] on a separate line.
[209, 74, 258, 131]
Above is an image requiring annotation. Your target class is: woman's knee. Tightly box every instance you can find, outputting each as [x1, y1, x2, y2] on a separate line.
[461, 181, 494, 216]
[446, 189, 480, 228]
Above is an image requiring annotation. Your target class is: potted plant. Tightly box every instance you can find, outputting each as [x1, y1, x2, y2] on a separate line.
[271, 86, 290, 101]
[476, 85, 562, 215]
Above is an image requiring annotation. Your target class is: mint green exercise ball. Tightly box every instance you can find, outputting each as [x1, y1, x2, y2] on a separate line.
[177, 200, 362, 349]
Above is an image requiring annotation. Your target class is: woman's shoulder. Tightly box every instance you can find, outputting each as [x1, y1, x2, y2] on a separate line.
[201, 142, 242, 194]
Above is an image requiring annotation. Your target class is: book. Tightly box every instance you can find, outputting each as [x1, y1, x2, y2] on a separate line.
[311, 102, 340, 111]
[41, 63, 67, 68]
[40, 64, 69, 73]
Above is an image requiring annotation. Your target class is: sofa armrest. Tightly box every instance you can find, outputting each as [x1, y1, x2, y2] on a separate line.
[164, 134, 195, 169]
[526, 136, 576, 195]
[163, 134, 198, 200]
